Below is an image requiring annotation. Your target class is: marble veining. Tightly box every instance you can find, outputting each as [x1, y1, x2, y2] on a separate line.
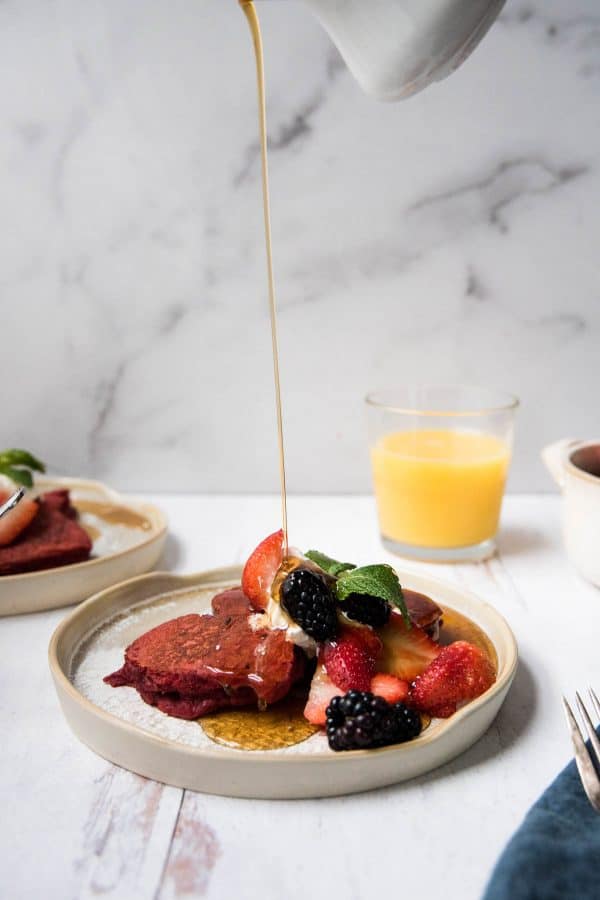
[0, 0, 598, 492]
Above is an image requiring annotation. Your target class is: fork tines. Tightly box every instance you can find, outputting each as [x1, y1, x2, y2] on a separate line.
[562, 688, 600, 813]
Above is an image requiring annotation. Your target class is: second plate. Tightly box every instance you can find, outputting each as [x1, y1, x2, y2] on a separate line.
[0, 477, 167, 616]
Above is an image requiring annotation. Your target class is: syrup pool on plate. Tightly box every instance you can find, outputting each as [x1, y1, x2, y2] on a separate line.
[200, 690, 319, 751]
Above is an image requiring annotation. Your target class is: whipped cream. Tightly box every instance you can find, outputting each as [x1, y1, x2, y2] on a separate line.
[249, 547, 318, 656]
[250, 604, 317, 656]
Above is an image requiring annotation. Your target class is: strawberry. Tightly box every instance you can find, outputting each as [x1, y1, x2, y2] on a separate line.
[409, 641, 495, 718]
[304, 663, 343, 726]
[322, 626, 380, 692]
[370, 673, 409, 704]
[348, 622, 383, 660]
[0, 491, 39, 547]
[378, 611, 440, 682]
[241, 529, 284, 610]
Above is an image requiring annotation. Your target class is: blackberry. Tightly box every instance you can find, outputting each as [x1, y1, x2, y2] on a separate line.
[280, 567, 338, 642]
[342, 592, 391, 628]
[326, 690, 422, 751]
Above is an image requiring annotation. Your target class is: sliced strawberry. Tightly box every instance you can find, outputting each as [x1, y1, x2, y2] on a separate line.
[241, 529, 284, 610]
[322, 626, 379, 692]
[409, 641, 495, 718]
[345, 621, 383, 660]
[0, 491, 39, 547]
[304, 663, 342, 726]
[370, 673, 409, 705]
[378, 611, 441, 682]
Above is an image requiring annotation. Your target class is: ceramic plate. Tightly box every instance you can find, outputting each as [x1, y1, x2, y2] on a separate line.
[49, 565, 518, 799]
[0, 477, 167, 617]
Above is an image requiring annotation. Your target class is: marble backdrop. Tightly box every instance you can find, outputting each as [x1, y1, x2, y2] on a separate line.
[0, 0, 598, 493]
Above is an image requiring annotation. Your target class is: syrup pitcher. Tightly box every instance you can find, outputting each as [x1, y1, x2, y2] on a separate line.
[263, 0, 506, 99]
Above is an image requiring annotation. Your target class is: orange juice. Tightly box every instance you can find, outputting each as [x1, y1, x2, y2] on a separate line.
[370, 429, 510, 548]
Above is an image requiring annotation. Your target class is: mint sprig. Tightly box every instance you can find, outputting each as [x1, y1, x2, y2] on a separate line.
[336, 564, 410, 626]
[305, 549, 356, 578]
[0, 449, 45, 488]
[306, 548, 410, 626]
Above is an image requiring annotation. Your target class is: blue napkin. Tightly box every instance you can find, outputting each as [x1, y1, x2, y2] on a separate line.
[483, 733, 600, 900]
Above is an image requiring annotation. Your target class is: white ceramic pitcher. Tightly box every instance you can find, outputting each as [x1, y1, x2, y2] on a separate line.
[542, 439, 600, 588]
[290, 0, 506, 99]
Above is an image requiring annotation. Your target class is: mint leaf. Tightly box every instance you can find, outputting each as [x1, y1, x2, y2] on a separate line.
[305, 549, 356, 577]
[0, 465, 33, 487]
[337, 564, 409, 626]
[0, 449, 45, 472]
[0, 449, 46, 488]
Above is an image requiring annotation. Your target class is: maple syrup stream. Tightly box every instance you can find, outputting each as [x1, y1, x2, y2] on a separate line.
[201, 7, 500, 752]
[239, 0, 289, 552]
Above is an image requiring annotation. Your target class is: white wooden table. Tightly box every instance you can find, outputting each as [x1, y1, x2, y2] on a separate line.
[3, 494, 600, 900]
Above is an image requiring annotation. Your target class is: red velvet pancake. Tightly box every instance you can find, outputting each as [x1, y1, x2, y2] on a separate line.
[0, 489, 92, 575]
[105, 588, 305, 719]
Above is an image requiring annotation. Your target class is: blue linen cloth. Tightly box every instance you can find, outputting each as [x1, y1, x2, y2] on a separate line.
[483, 733, 600, 900]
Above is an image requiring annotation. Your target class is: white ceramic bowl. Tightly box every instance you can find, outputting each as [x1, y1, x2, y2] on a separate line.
[49, 565, 517, 799]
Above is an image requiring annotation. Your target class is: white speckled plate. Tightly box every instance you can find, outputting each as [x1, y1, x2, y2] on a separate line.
[0, 477, 167, 617]
[49, 565, 517, 799]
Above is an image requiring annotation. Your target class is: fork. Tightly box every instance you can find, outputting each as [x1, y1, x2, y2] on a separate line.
[562, 689, 600, 813]
[0, 487, 25, 520]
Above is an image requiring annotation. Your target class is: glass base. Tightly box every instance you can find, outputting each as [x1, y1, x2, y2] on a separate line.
[381, 535, 496, 563]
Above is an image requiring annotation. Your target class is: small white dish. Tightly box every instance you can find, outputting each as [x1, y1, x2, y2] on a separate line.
[49, 565, 518, 799]
[543, 439, 600, 587]
[0, 477, 167, 617]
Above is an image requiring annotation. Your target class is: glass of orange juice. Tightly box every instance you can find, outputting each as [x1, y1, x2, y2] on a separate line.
[366, 386, 518, 562]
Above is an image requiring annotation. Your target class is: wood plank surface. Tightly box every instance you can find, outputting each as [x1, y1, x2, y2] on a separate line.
[2, 494, 598, 900]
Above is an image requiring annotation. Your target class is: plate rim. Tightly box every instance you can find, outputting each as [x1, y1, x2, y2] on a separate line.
[0, 476, 168, 584]
[49, 564, 519, 766]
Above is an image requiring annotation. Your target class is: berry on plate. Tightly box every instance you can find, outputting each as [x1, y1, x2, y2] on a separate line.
[281, 567, 338, 642]
[326, 690, 422, 751]
[378, 612, 440, 682]
[345, 621, 383, 659]
[370, 673, 409, 704]
[304, 663, 342, 726]
[409, 640, 495, 718]
[241, 530, 284, 610]
[321, 626, 381, 692]
[0, 491, 39, 547]
[341, 592, 391, 628]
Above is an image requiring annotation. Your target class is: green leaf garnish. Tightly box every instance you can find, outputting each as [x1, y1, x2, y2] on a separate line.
[0, 449, 46, 488]
[305, 549, 356, 577]
[336, 564, 409, 626]
[0, 466, 33, 487]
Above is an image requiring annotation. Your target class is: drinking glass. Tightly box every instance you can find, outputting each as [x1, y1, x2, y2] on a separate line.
[366, 386, 518, 562]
